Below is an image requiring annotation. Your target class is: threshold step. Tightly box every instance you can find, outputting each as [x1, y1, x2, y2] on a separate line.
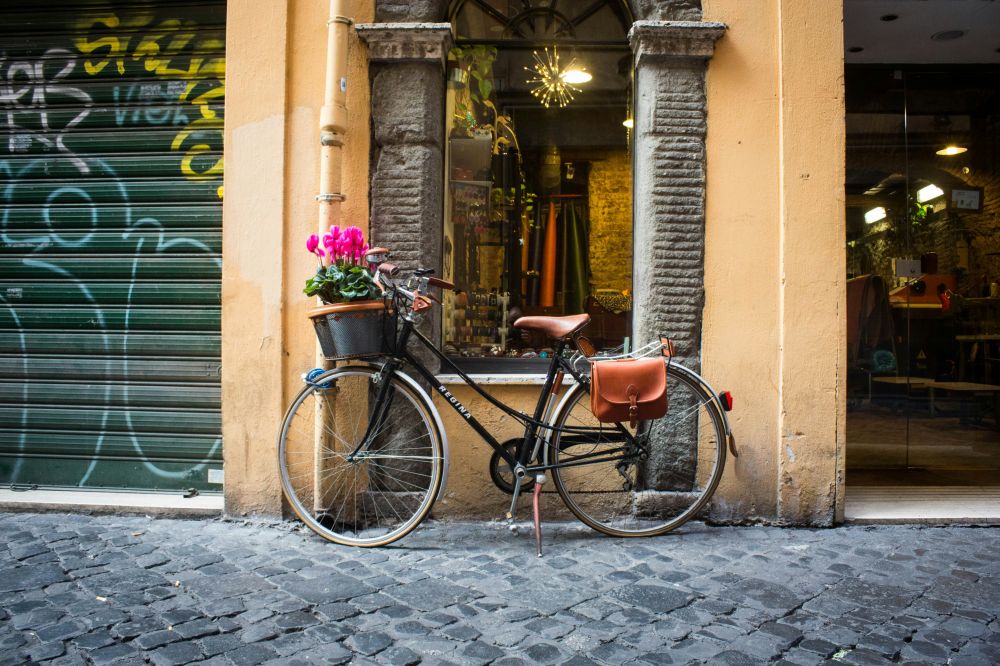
[0, 488, 222, 516]
[845, 485, 1000, 524]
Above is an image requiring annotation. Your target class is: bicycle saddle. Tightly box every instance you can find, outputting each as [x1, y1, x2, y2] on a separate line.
[513, 313, 590, 339]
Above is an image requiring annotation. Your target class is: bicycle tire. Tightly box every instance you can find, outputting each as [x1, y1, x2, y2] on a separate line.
[278, 365, 444, 547]
[549, 362, 726, 537]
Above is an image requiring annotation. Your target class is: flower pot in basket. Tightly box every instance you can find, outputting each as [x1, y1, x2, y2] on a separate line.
[308, 300, 390, 360]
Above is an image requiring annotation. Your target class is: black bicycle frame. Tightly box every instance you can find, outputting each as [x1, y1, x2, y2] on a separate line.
[374, 316, 637, 473]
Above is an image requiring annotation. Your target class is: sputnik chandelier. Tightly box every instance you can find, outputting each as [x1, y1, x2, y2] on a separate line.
[525, 47, 584, 108]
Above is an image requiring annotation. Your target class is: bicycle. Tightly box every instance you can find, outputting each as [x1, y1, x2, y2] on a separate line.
[278, 251, 737, 550]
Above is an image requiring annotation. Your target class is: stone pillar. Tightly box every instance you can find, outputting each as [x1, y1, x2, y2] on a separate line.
[356, 23, 452, 364]
[629, 20, 725, 488]
[629, 20, 725, 369]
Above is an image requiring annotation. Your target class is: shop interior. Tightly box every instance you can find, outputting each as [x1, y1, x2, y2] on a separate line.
[844, 0, 1000, 516]
[443, 0, 633, 371]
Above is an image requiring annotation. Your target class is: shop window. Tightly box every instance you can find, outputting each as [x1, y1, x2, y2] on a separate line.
[444, 0, 634, 370]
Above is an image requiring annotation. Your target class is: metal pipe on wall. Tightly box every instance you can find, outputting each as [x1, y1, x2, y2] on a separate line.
[318, 0, 352, 234]
[315, 0, 352, 513]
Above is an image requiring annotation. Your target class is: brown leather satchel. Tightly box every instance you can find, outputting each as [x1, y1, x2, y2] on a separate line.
[590, 358, 668, 428]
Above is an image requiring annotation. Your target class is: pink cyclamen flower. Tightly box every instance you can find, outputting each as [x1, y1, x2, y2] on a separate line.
[323, 225, 341, 255]
[306, 234, 326, 265]
[342, 226, 365, 263]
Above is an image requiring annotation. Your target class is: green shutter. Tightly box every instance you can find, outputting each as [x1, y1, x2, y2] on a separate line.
[0, 1, 225, 492]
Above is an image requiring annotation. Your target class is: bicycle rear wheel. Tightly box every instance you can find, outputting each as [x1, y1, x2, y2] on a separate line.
[278, 365, 443, 547]
[550, 363, 726, 537]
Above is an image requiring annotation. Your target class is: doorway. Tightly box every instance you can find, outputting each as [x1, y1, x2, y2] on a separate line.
[844, 1, 1000, 520]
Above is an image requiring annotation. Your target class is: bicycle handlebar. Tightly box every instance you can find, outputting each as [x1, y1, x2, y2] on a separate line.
[427, 276, 460, 293]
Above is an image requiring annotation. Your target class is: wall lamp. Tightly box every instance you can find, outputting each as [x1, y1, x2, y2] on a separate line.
[936, 145, 967, 156]
[916, 184, 944, 203]
[864, 207, 887, 224]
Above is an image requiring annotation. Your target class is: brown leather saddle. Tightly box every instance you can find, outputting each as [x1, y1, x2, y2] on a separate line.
[512, 313, 590, 340]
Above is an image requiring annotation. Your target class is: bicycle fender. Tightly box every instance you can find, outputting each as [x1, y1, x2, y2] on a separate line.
[384, 366, 451, 501]
[668, 363, 738, 458]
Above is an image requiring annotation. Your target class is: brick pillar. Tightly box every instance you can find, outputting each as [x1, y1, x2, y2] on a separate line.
[629, 20, 725, 488]
[356, 23, 452, 365]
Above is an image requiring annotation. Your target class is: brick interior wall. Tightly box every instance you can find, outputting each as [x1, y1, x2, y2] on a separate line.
[588, 150, 633, 294]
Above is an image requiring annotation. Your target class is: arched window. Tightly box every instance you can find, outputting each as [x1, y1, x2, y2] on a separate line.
[444, 0, 634, 369]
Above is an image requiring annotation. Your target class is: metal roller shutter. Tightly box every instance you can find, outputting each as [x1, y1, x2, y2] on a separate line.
[0, 1, 225, 492]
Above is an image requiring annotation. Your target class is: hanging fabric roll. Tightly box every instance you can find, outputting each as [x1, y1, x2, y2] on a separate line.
[528, 203, 544, 305]
[541, 200, 558, 307]
[521, 211, 531, 298]
[565, 201, 589, 314]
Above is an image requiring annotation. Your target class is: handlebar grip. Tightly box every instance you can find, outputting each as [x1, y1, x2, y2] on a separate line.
[377, 262, 399, 276]
[428, 276, 459, 292]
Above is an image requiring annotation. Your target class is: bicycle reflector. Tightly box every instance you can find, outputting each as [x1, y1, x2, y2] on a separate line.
[719, 391, 734, 411]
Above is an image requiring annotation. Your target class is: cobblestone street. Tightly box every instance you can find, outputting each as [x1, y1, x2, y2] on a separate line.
[0, 512, 998, 665]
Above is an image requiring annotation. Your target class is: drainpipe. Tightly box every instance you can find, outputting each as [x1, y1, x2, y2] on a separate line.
[318, 0, 352, 234]
[314, 2, 352, 511]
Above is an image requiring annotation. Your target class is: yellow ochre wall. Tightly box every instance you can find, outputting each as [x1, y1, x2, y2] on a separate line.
[221, 0, 846, 525]
[701, 0, 846, 523]
[222, 0, 373, 516]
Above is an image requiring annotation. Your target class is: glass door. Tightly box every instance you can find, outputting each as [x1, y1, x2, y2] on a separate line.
[846, 65, 1000, 483]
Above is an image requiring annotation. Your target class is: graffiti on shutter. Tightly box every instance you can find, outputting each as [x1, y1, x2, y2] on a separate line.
[0, 2, 226, 491]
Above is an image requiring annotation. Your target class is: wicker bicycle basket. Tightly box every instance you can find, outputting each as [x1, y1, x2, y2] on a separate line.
[307, 299, 397, 360]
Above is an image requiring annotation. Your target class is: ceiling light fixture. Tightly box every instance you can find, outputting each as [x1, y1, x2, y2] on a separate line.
[916, 184, 944, 203]
[560, 67, 592, 85]
[622, 117, 633, 129]
[879, 14, 899, 22]
[936, 145, 967, 156]
[865, 207, 887, 224]
[525, 47, 581, 108]
[931, 30, 966, 41]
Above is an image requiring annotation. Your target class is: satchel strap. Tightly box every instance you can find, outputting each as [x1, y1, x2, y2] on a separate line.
[626, 384, 639, 428]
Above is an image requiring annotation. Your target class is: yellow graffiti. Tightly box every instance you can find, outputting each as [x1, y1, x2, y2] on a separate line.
[75, 11, 225, 198]
[172, 118, 224, 181]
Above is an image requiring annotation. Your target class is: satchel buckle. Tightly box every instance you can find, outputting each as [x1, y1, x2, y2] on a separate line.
[627, 384, 639, 428]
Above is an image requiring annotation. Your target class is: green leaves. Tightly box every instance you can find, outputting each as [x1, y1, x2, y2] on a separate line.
[478, 77, 493, 102]
[303, 261, 378, 304]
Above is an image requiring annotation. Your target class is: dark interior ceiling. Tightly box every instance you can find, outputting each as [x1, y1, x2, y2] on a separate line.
[844, 2, 1000, 202]
[844, 0, 1000, 64]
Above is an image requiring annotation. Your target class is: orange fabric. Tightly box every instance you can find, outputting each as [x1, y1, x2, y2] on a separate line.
[541, 201, 557, 307]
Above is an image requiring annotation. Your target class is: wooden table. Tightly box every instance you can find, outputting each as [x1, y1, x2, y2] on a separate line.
[872, 376, 933, 387]
[870, 378, 1000, 424]
[926, 381, 1000, 425]
[956, 334, 1000, 383]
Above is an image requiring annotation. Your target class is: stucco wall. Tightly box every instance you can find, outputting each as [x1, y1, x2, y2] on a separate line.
[222, 0, 373, 516]
[222, 0, 845, 524]
[701, 0, 846, 524]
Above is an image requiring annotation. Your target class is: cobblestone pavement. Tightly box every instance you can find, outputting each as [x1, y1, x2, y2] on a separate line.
[1, 513, 998, 666]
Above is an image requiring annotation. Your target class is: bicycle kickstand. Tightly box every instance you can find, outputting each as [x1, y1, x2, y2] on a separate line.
[532, 473, 546, 558]
[505, 467, 547, 557]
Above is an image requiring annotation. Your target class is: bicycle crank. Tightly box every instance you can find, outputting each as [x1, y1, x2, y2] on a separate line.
[489, 439, 535, 494]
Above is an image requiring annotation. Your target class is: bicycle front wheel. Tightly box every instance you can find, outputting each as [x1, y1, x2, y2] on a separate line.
[278, 365, 444, 547]
[550, 363, 726, 537]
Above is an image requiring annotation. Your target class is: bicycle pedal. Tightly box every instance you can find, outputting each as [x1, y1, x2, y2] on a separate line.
[505, 512, 519, 536]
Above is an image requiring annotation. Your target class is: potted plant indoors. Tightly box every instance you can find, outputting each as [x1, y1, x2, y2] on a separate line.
[304, 225, 390, 359]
